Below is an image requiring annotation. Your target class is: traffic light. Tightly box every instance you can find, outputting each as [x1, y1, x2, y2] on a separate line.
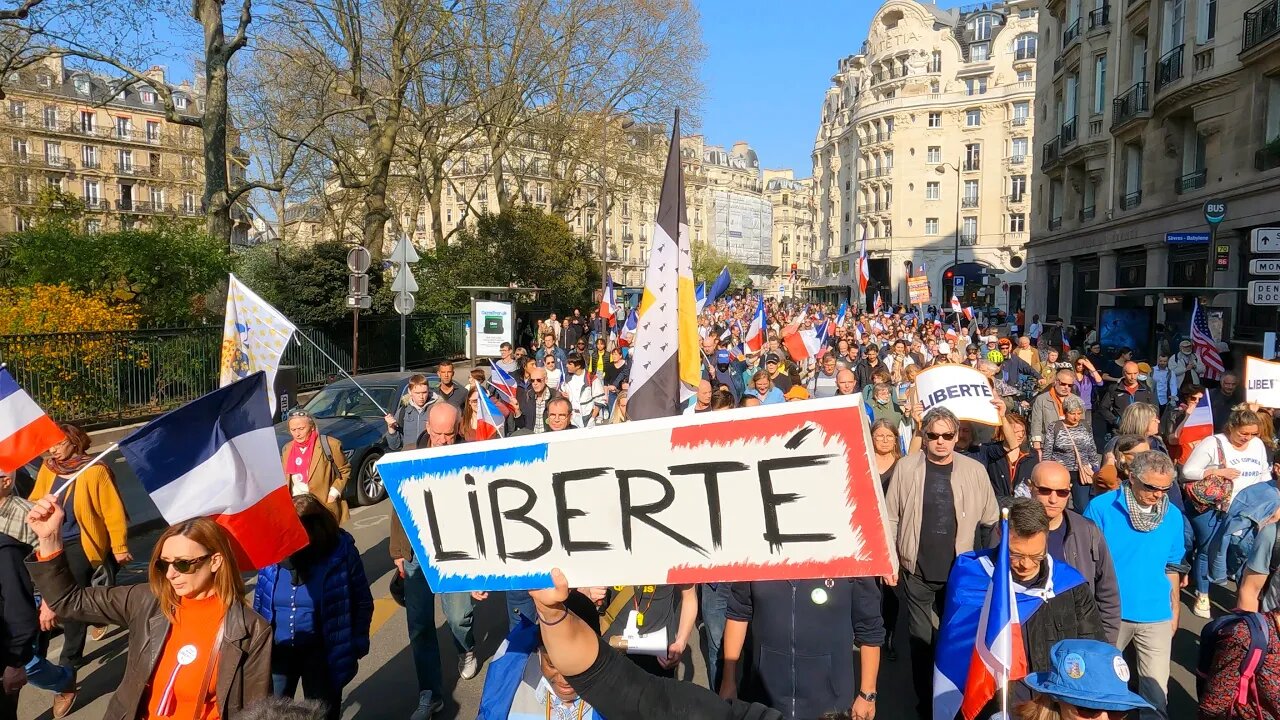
[943, 269, 954, 282]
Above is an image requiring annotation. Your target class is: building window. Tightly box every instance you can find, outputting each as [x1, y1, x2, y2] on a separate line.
[1017, 69, 1033, 82]
[1013, 101, 1030, 122]
[965, 78, 988, 95]
[41, 106, 56, 130]
[966, 108, 982, 127]
[1009, 213, 1026, 232]
[146, 120, 160, 141]
[963, 179, 979, 203]
[1093, 55, 1107, 114]
[962, 216, 978, 237]
[7, 100, 21, 119]
[1163, 0, 1185, 54]
[174, 95, 188, 110]
[928, 111, 942, 128]
[183, 190, 196, 213]
[930, 80, 941, 94]
[118, 149, 132, 171]
[1012, 137, 1029, 159]
[1015, 33, 1038, 60]
[150, 188, 164, 206]
[1010, 174, 1027, 200]
[36, 73, 51, 88]
[44, 141, 60, 163]
[79, 110, 94, 132]
[927, 146, 941, 163]
[1196, 0, 1216, 44]
[86, 219, 100, 234]
[10, 138, 26, 159]
[925, 218, 939, 235]
[930, 50, 942, 73]
[971, 13, 995, 41]
[140, 88, 156, 104]
[73, 76, 90, 96]
[82, 179, 99, 204]
[970, 42, 990, 62]
[81, 145, 97, 168]
[965, 143, 981, 169]
[115, 116, 130, 139]
[926, 181, 941, 200]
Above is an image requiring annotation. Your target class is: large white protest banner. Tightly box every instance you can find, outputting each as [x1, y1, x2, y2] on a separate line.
[376, 394, 895, 593]
[1246, 356, 1280, 407]
[913, 364, 1000, 426]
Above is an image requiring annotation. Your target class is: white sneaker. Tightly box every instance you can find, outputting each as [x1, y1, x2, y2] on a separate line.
[458, 650, 479, 680]
[410, 690, 442, 720]
[1193, 593, 1212, 619]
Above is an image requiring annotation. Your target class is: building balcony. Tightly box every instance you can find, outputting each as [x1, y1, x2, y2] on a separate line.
[1080, 206, 1096, 221]
[1174, 168, 1208, 194]
[963, 159, 980, 172]
[961, 197, 980, 209]
[1049, 216, 1063, 231]
[1006, 154, 1028, 167]
[1111, 82, 1151, 130]
[1088, 4, 1110, 30]
[1120, 190, 1143, 209]
[1008, 116, 1030, 129]
[83, 198, 109, 211]
[1244, 0, 1280, 55]
[959, 232, 978, 246]
[1155, 44, 1185, 91]
[179, 205, 201, 217]
[1041, 136, 1061, 170]
[1053, 55, 1066, 75]
[1256, 140, 1280, 170]
[1061, 117, 1079, 147]
[1063, 18, 1082, 49]
[1004, 193, 1028, 206]
[38, 156, 72, 171]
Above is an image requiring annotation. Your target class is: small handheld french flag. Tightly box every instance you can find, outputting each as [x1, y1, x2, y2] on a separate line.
[475, 390, 505, 441]
[0, 368, 66, 474]
[489, 363, 519, 406]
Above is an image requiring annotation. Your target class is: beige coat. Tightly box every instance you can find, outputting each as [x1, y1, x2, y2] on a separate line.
[884, 450, 999, 576]
[281, 435, 351, 525]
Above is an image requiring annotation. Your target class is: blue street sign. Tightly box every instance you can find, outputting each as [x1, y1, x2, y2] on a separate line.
[1166, 232, 1210, 244]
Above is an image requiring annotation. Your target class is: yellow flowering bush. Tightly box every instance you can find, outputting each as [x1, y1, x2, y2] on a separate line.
[0, 284, 140, 421]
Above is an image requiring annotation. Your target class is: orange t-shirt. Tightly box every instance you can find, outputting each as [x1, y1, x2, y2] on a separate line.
[141, 594, 227, 720]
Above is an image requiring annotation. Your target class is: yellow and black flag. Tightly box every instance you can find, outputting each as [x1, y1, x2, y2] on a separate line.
[627, 110, 700, 421]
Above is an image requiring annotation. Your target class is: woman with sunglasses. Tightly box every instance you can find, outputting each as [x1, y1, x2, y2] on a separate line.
[253, 495, 372, 720]
[1042, 394, 1101, 511]
[1182, 405, 1272, 619]
[1018, 639, 1153, 720]
[543, 355, 564, 391]
[25, 495, 271, 720]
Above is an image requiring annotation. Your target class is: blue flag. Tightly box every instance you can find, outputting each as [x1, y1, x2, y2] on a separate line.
[707, 266, 732, 305]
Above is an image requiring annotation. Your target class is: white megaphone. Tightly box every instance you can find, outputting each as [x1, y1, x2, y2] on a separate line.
[606, 611, 669, 657]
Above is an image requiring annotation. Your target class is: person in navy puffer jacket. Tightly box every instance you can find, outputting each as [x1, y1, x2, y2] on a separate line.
[253, 495, 373, 720]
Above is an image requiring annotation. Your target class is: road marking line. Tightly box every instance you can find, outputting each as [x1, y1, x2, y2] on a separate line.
[370, 596, 400, 637]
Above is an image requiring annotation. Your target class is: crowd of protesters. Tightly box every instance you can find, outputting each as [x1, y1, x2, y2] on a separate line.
[4, 291, 1280, 720]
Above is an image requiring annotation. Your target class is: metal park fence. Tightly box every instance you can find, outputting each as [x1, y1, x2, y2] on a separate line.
[0, 313, 468, 429]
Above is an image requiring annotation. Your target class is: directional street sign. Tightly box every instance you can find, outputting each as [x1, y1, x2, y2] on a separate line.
[1252, 228, 1280, 254]
[390, 269, 419, 293]
[1250, 259, 1280, 275]
[1249, 280, 1280, 306]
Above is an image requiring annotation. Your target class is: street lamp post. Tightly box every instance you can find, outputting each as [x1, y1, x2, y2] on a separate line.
[936, 155, 964, 300]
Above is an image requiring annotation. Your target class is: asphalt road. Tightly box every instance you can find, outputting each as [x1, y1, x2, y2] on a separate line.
[18, 496, 1220, 720]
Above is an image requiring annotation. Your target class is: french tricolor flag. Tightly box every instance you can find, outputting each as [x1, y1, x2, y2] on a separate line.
[118, 372, 307, 571]
[475, 389, 505, 441]
[1176, 392, 1214, 464]
[489, 363, 519, 406]
[0, 368, 65, 474]
[951, 295, 963, 314]
[948, 509, 1028, 720]
[744, 295, 766, 353]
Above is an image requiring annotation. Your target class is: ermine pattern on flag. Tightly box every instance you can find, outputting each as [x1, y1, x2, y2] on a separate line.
[0, 368, 65, 474]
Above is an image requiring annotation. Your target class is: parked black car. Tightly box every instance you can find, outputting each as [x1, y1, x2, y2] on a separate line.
[274, 372, 437, 507]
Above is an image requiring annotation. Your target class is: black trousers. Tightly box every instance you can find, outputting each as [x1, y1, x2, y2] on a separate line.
[55, 540, 115, 676]
[0, 686, 17, 720]
[903, 572, 947, 720]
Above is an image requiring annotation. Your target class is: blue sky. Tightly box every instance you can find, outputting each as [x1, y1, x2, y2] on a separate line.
[694, 0, 968, 177]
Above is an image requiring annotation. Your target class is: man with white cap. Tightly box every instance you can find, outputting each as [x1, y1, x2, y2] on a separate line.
[1168, 338, 1205, 392]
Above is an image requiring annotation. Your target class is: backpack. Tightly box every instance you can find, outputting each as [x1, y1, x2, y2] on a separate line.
[1196, 611, 1271, 717]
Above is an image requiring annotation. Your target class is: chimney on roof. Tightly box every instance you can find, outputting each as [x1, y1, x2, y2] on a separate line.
[144, 66, 165, 84]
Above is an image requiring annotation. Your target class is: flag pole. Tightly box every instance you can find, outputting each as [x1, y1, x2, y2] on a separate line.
[53, 442, 120, 501]
[292, 331, 390, 416]
[1000, 505, 1011, 720]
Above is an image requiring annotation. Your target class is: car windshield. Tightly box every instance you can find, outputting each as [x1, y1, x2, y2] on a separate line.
[304, 385, 397, 419]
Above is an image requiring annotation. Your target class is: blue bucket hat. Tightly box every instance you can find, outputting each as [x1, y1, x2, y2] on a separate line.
[1024, 639, 1154, 712]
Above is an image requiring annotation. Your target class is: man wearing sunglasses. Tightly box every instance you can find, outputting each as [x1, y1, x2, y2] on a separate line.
[1020, 461, 1121, 643]
[1029, 368, 1078, 452]
[1083, 451, 1187, 720]
[883, 406, 999, 718]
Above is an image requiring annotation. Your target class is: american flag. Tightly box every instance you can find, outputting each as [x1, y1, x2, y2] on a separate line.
[1191, 299, 1224, 380]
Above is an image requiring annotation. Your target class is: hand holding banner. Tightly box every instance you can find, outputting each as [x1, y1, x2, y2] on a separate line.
[1246, 356, 1280, 407]
[376, 394, 895, 592]
[913, 364, 1000, 426]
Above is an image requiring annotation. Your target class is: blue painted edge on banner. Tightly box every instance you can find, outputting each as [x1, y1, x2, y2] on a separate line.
[379, 440, 556, 592]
